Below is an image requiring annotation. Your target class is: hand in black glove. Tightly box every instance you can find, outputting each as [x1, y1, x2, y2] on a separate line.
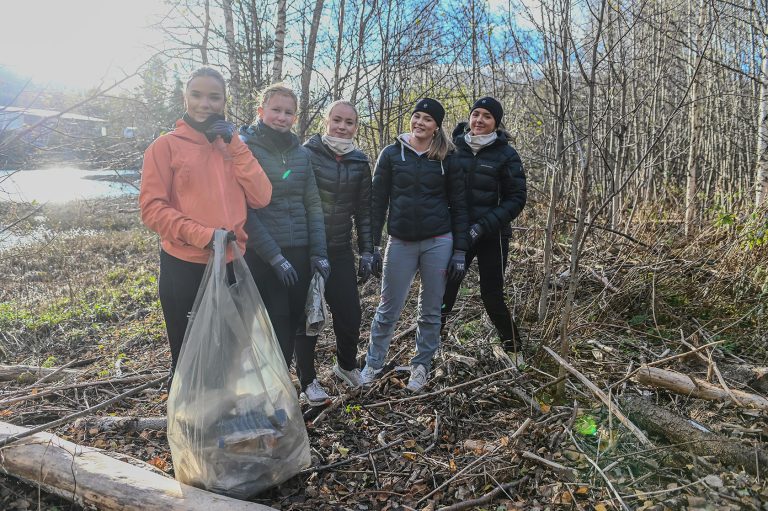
[311, 256, 331, 280]
[358, 252, 373, 282]
[206, 228, 236, 249]
[469, 223, 483, 246]
[205, 119, 236, 143]
[270, 255, 298, 286]
[447, 250, 467, 283]
[371, 247, 383, 277]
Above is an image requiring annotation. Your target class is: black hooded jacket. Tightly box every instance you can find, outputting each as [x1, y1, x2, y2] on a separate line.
[371, 136, 469, 251]
[451, 122, 526, 237]
[239, 122, 327, 262]
[304, 134, 373, 254]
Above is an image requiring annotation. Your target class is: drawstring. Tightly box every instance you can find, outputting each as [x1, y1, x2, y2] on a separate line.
[401, 143, 405, 161]
[440, 160, 445, 175]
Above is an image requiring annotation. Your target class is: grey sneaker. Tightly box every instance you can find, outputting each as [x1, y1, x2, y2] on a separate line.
[333, 364, 362, 388]
[359, 365, 382, 385]
[302, 379, 330, 405]
[406, 364, 429, 392]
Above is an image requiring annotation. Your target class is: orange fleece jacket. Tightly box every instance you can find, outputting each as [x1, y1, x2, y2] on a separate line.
[139, 119, 272, 264]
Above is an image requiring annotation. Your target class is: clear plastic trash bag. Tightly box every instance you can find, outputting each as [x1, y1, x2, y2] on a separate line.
[167, 230, 310, 499]
[304, 272, 328, 336]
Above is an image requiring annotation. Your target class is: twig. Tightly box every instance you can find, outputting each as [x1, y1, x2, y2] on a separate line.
[23, 359, 82, 389]
[568, 431, 629, 511]
[366, 367, 522, 408]
[0, 373, 165, 407]
[0, 376, 164, 448]
[416, 418, 532, 507]
[521, 451, 576, 481]
[435, 476, 529, 511]
[544, 346, 653, 447]
[298, 438, 404, 475]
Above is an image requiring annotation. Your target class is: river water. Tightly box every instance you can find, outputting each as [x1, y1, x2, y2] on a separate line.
[0, 167, 139, 204]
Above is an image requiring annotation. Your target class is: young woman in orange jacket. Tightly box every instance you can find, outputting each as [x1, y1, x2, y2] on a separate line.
[139, 66, 272, 376]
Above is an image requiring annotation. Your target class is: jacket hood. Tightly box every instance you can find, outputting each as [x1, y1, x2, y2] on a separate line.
[305, 133, 369, 162]
[452, 121, 510, 148]
[170, 119, 213, 145]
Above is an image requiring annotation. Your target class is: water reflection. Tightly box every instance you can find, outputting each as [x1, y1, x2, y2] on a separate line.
[0, 167, 139, 204]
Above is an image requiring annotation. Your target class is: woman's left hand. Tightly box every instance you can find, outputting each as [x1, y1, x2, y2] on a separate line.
[447, 251, 467, 282]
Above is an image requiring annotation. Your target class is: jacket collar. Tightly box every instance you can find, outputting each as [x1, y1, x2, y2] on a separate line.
[305, 133, 369, 162]
[452, 121, 509, 151]
[171, 119, 213, 145]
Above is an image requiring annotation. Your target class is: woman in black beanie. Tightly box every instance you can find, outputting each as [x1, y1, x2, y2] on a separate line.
[441, 96, 527, 366]
[360, 98, 469, 392]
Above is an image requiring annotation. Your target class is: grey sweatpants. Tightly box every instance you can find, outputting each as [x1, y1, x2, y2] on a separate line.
[366, 233, 453, 371]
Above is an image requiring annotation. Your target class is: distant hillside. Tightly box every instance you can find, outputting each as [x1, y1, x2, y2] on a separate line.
[0, 66, 32, 105]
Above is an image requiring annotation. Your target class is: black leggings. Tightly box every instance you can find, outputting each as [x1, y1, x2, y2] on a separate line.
[158, 250, 206, 373]
[441, 235, 522, 351]
[245, 247, 318, 389]
[325, 247, 362, 371]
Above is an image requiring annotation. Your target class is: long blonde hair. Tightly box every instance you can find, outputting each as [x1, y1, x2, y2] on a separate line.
[427, 127, 454, 161]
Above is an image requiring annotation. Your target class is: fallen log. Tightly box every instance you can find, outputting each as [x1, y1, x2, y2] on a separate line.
[0, 364, 82, 383]
[0, 421, 278, 511]
[72, 415, 167, 433]
[635, 365, 768, 411]
[622, 397, 768, 476]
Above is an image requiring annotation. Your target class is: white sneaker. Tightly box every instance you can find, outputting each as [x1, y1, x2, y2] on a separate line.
[406, 364, 429, 392]
[302, 379, 330, 405]
[359, 365, 382, 386]
[333, 364, 362, 388]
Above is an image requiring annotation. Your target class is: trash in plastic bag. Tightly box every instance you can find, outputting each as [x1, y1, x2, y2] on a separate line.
[304, 272, 328, 336]
[167, 230, 310, 499]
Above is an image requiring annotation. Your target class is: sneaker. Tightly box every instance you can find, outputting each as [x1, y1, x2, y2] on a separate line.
[359, 365, 382, 386]
[302, 379, 330, 406]
[406, 364, 429, 393]
[333, 364, 362, 388]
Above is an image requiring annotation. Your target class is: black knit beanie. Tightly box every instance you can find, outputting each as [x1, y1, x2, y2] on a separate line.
[471, 97, 504, 129]
[412, 98, 445, 127]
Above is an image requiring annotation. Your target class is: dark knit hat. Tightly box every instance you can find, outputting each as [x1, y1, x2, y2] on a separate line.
[471, 96, 504, 128]
[412, 98, 445, 127]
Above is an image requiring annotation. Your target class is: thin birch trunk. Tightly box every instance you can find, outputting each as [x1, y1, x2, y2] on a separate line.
[272, 0, 287, 83]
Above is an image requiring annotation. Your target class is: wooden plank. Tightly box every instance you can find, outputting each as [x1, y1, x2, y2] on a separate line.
[0, 421, 278, 511]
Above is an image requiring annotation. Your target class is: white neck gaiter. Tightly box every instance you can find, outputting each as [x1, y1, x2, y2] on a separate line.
[464, 131, 498, 155]
[322, 134, 356, 155]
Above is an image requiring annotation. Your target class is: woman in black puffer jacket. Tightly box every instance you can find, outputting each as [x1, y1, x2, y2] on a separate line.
[360, 98, 469, 393]
[304, 100, 373, 389]
[441, 97, 527, 365]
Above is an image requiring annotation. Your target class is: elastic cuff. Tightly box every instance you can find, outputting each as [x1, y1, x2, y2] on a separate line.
[268, 253, 284, 265]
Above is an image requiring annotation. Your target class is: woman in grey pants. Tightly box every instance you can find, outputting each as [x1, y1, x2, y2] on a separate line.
[360, 98, 469, 392]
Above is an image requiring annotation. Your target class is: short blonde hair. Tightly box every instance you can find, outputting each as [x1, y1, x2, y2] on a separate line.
[259, 83, 298, 110]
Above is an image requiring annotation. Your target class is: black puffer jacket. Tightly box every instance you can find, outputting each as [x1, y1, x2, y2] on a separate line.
[304, 134, 373, 254]
[371, 136, 469, 251]
[239, 123, 327, 262]
[451, 122, 526, 237]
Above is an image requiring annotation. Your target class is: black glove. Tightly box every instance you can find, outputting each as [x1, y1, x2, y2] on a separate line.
[358, 252, 373, 282]
[270, 255, 298, 286]
[371, 247, 383, 277]
[311, 256, 331, 280]
[469, 223, 483, 246]
[206, 228, 236, 249]
[447, 250, 467, 283]
[205, 119, 235, 143]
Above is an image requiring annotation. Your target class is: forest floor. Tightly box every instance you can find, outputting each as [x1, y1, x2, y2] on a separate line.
[1, 196, 767, 511]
